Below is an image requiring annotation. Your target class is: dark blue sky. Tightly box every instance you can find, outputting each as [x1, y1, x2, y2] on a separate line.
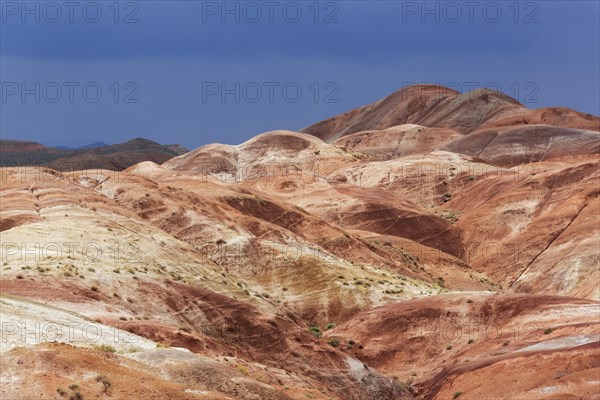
[1, 1, 599, 149]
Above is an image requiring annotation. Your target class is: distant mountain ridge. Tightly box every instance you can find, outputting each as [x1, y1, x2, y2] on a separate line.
[0, 137, 188, 171]
[53, 141, 109, 150]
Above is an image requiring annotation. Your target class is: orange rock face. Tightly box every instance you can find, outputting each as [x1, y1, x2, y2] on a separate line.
[1, 85, 598, 400]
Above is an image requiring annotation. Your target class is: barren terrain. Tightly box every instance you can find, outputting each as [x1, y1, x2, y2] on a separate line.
[1, 85, 598, 399]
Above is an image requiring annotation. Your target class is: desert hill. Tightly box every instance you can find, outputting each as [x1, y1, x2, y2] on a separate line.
[1, 85, 598, 399]
[301, 84, 599, 142]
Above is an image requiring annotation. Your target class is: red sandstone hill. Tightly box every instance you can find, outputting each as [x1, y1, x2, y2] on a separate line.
[1, 85, 598, 400]
[301, 84, 600, 142]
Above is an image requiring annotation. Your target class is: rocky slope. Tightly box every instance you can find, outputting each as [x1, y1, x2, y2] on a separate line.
[1, 85, 598, 399]
[302, 85, 599, 142]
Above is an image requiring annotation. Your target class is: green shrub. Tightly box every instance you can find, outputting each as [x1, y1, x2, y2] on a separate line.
[324, 322, 336, 330]
[69, 392, 83, 400]
[309, 326, 322, 338]
[95, 375, 111, 393]
[453, 391, 463, 399]
[328, 338, 340, 347]
[236, 364, 249, 375]
[544, 328, 554, 335]
[436, 277, 445, 287]
[94, 344, 116, 353]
